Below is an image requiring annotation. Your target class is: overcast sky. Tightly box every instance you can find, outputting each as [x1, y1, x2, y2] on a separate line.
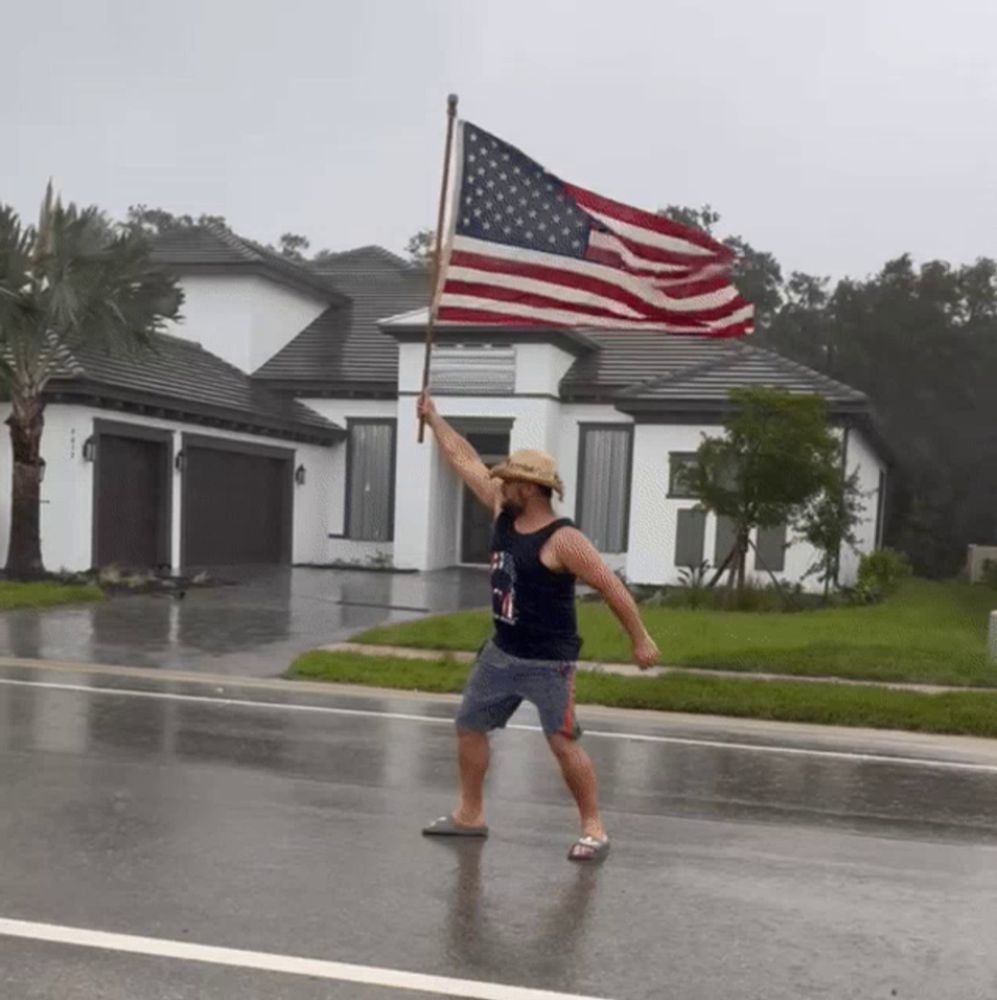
[4, 0, 995, 280]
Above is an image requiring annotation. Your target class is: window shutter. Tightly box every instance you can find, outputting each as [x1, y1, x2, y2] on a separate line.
[675, 509, 706, 567]
[429, 345, 516, 395]
[714, 516, 737, 568]
[347, 422, 396, 541]
[756, 524, 787, 573]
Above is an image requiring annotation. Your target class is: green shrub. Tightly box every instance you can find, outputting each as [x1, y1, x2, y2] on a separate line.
[981, 559, 997, 590]
[857, 549, 913, 598]
[646, 579, 824, 613]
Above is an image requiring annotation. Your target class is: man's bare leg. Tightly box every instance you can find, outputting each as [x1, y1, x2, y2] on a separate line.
[453, 727, 490, 826]
[548, 734, 607, 855]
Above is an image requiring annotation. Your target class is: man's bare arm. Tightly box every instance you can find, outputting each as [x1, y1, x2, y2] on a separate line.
[418, 391, 501, 511]
[550, 528, 660, 669]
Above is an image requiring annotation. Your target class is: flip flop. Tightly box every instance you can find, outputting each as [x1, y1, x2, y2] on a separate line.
[422, 815, 489, 838]
[568, 835, 610, 862]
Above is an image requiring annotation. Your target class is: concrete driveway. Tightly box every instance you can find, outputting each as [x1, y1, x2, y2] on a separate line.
[0, 567, 490, 677]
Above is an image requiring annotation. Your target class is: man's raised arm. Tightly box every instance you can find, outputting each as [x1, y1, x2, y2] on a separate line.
[418, 391, 501, 512]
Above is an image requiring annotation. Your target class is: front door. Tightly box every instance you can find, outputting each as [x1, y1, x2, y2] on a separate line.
[460, 431, 509, 564]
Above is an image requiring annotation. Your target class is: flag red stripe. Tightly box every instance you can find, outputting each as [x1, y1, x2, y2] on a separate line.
[440, 301, 753, 336]
[442, 279, 712, 329]
[564, 182, 734, 258]
[652, 274, 738, 300]
[600, 228, 733, 269]
[436, 305, 566, 328]
[449, 250, 747, 324]
[584, 244, 703, 281]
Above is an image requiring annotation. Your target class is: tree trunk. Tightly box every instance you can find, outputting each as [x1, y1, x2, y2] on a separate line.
[5, 392, 46, 580]
[735, 528, 750, 594]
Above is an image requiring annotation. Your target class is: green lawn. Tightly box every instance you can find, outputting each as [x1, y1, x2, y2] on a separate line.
[352, 579, 997, 688]
[289, 650, 997, 739]
[0, 581, 104, 610]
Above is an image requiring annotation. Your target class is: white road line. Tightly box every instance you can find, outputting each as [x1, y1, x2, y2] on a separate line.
[2, 676, 997, 775]
[0, 917, 608, 1000]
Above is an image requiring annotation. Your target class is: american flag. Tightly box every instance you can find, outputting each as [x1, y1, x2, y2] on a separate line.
[434, 122, 753, 337]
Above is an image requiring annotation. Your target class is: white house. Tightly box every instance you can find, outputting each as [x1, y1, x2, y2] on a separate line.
[0, 225, 890, 590]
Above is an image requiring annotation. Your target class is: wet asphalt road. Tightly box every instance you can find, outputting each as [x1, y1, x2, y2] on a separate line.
[2, 661, 997, 999]
[0, 568, 489, 677]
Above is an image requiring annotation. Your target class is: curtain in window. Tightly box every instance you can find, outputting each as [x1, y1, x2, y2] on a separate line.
[578, 428, 631, 552]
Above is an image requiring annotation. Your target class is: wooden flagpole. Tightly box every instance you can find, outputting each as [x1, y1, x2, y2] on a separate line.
[418, 93, 459, 443]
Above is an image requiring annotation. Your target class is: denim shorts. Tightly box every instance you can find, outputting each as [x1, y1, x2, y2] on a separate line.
[455, 639, 581, 740]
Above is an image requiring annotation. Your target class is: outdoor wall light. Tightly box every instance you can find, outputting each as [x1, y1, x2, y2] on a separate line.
[175, 450, 185, 473]
[295, 464, 307, 486]
[82, 436, 96, 462]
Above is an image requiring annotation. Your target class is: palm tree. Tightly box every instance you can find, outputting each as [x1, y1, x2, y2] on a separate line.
[0, 185, 182, 580]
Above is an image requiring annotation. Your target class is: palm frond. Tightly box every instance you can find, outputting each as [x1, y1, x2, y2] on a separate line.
[0, 192, 183, 394]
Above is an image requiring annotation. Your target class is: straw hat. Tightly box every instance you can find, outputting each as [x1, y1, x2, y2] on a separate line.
[489, 449, 564, 500]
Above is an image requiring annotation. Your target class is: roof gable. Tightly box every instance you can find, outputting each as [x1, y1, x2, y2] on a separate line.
[151, 226, 349, 304]
[254, 260, 427, 390]
[47, 333, 341, 442]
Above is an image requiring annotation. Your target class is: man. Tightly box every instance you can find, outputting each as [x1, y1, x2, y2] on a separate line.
[418, 391, 660, 862]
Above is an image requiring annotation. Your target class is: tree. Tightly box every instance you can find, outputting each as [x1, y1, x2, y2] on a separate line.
[690, 388, 841, 593]
[273, 232, 310, 260]
[405, 228, 434, 266]
[795, 467, 865, 599]
[0, 187, 182, 579]
[127, 207, 329, 260]
[126, 205, 229, 235]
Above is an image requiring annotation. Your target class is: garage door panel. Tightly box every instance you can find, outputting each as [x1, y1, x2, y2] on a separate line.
[182, 444, 292, 567]
[94, 434, 169, 570]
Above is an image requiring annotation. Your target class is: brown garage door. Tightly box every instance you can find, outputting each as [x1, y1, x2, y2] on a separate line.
[181, 438, 292, 567]
[93, 425, 171, 571]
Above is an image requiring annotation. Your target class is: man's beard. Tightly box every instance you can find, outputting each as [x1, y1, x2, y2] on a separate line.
[501, 499, 523, 516]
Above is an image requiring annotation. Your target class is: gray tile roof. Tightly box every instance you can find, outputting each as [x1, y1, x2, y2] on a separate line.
[151, 226, 348, 303]
[253, 255, 427, 390]
[313, 245, 414, 272]
[561, 332, 868, 411]
[46, 334, 342, 442]
[156, 233, 872, 424]
[559, 332, 737, 398]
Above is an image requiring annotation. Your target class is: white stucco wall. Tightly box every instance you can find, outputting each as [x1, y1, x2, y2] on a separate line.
[300, 398, 397, 566]
[0, 404, 334, 573]
[396, 339, 589, 570]
[514, 342, 578, 397]
[838, 426, 887, 585]
[168, 274, 328, 374]
[626, 422, 886, 590]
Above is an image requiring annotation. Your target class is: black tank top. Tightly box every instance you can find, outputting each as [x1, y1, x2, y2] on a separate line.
[490, 509, 581, 661]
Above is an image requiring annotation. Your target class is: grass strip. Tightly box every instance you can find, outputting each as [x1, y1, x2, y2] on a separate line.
[0, 582, 104, 610]
[289, 650, 997, 738]
[351, 579, 997, 688]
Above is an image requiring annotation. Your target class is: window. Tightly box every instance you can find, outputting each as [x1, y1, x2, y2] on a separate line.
[755, 524, 787, 573]
[577, 426, 632, 552]
[674, 509, 707, 567]
[346, 420, 396, 541]
[429, 344, 516, 395]
[668, 452, 699, 499]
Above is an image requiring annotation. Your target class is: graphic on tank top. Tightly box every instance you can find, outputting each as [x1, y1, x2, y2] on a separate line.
[490, 550, 517, 625]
